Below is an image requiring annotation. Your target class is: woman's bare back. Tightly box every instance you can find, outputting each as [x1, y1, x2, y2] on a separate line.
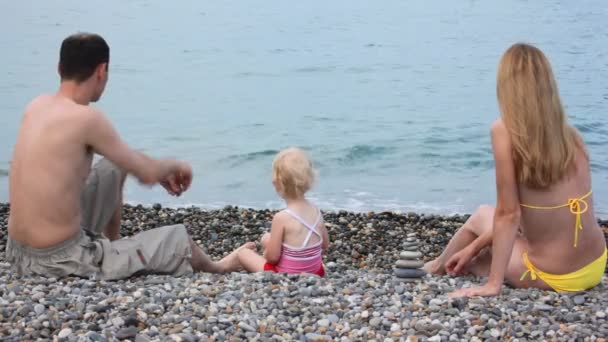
[519, 149, 605, 274]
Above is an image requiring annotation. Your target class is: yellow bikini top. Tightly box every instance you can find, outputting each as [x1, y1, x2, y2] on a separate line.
[520, 190, 592, 248]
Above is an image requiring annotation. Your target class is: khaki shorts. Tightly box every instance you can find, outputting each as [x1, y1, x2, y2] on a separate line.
[5, 158, 194, 280]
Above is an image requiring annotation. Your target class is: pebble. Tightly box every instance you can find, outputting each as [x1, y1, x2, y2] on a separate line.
[238, 322, 256, 332]
[58, 328, 72, 339]
[317, 319, 330, 327]
[370, 317, 382, 327]
[399, 251, 423, 259]
[0, 204, 604, 341]
[394, 268, 426, 278]
[34, 304, 45, 315]
[115, 326, 139, 340]
[395, 260, 424, 269]
[573, 295, 586, 305]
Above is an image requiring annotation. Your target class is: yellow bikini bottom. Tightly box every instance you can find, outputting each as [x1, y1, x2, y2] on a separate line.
[520, 249, 607, 293]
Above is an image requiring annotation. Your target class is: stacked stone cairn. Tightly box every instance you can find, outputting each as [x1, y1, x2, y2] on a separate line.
[394, 233, 426, 282]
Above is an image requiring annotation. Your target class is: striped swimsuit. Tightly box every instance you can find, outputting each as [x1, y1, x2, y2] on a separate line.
[263, 208, 325, 276]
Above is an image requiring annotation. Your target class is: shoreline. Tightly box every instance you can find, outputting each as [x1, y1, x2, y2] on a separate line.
[1, 203, 608, 340]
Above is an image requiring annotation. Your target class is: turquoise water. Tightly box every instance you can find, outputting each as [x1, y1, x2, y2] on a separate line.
[1, 1, 607, 215]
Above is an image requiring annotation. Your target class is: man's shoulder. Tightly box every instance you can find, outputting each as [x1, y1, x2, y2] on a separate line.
[26, 94, 97, 118]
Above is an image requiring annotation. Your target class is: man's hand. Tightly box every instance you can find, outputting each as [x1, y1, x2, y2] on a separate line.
[445, 245, 477, 276]
[448, 282, 502, 298]
[160, 161, 192, 196]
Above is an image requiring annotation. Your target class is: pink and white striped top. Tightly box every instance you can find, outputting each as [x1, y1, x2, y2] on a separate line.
[275, 208, 324, 274]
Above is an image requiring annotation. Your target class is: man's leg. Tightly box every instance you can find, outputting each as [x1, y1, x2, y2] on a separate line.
[104, 167, 127, 241]
[424, 205, 495, 275]
[81, 158, 126, 240]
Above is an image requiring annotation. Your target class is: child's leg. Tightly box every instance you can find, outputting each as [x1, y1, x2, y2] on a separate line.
[237, 248, 268, 272]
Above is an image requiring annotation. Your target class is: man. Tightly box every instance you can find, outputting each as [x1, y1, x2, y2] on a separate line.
[6, 32, 250, 280]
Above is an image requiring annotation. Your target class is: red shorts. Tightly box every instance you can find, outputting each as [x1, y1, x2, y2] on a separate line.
[263, 263, 325, 277]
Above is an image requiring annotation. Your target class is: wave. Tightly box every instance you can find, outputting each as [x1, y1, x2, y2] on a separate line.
[335, 145, 397, 165]
[222, 149, 280, 167]
[233, 71, 280, 78]
[293, 66, 336, 73]
[575, 121, 606, 134]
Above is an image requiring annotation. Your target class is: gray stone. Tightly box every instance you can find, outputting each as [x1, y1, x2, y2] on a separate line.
[327, 314, 339, 323]
[58, 328, 72, 339]
[86, 332, 108, 342]
[34, 304, 45, 315]
[238, 322, 256, 332]
[317, 319, 330, 327]
[396, 278, 420, 283]
[399, 251, 422, 259]
[394, 268, 426, 278]
[573, 295, 585, 305]
[369, 317, 382, 327]
[306, 333, 326, 342]
[396, 259, 424, 269]
[115, 327, 139, 340]
[534, 304, 553, 312]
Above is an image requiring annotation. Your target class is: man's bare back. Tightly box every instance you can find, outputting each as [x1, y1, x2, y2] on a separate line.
[6, 32, 249, 279]
[9, 95, 97, 248]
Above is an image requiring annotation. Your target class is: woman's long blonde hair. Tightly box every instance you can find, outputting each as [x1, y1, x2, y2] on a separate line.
[497, 43, 585, 188]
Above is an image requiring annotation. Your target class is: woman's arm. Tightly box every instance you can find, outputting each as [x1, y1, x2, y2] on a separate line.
[263, 213, 286, 264]
[451, 120, 521, 297]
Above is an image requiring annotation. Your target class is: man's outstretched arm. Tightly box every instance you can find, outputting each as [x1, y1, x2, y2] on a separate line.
[83, 108, 191, 190]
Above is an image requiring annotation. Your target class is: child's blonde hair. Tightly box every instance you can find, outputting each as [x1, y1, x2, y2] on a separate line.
[272, 147, 315, 199]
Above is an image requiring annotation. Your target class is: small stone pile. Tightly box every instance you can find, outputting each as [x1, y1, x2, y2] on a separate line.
[394, 233, 426, 282]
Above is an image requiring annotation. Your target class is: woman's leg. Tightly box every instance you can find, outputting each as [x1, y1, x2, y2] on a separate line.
[424, 205, 495, 275]
[462, 235, 552, 290]
[237, 248, 268, 272]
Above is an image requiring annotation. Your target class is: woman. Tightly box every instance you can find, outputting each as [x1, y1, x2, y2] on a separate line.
[424, 43, 606, 297]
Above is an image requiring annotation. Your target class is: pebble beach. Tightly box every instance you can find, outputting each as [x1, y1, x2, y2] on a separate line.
[1, 203, 608, 341]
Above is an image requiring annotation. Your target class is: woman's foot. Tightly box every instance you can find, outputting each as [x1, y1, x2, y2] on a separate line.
[218, 242, 256, 272]
[423, 259, 446, 275]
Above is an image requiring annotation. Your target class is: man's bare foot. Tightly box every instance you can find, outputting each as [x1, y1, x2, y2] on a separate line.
[423, 259, 446, 275]
[218, 242, 256, 273]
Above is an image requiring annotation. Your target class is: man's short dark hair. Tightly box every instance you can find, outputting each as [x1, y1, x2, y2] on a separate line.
[59, 33, 109, 82]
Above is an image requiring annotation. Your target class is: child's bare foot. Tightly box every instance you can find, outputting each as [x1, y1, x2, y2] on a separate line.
[218, 242, 256, 272]
[423, 259, 446, 275]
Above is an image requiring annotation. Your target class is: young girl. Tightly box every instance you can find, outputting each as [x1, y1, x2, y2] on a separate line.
[237, 147, 329, 276]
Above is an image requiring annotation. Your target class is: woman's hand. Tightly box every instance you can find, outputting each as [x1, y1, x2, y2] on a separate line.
[445, 245, 477, 276]
[448, 282, 502, 298]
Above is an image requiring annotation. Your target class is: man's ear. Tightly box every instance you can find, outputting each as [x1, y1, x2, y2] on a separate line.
[96, 63, 108, 79]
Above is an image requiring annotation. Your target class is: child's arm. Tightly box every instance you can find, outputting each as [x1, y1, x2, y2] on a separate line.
[263, 213, 286, 264]
[260, 232, 271, 249]
[321, 222, 330, 250]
